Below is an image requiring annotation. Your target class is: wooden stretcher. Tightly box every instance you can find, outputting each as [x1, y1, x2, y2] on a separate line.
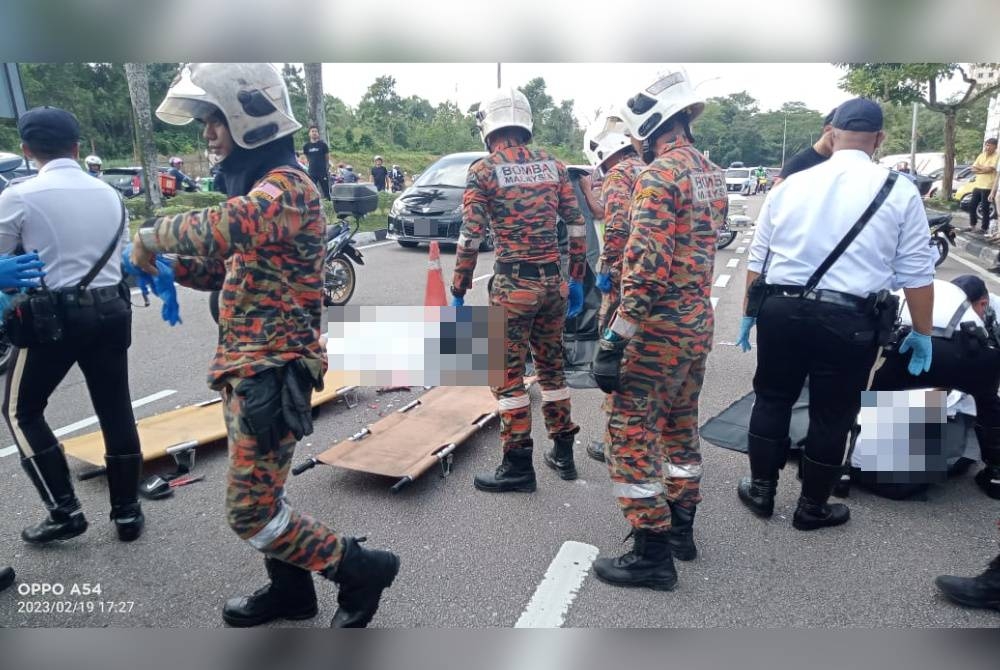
[63, 371, 359, 479]
[292, 385, 501, 493]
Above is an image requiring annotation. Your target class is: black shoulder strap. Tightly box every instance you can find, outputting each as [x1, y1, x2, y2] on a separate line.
[79, 195, 127, 290]
[804, 171, 898, 293]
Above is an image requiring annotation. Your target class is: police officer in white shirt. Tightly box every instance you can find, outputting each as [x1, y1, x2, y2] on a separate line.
[0, 107, 144, 545]
[869, 275, 1000, 499]
[735, 98, 936, 531]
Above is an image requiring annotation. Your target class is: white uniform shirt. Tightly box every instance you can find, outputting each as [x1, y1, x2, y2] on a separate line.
[748, 150, 935, 297]
[0, 158, 128, 289]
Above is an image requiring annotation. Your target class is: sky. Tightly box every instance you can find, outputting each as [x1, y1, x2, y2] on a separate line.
[316, 63, 858, 126]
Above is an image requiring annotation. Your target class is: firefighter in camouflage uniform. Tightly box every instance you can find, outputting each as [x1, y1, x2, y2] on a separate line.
[591, 69, 727, 591]
[130, 63, 398, 628]
[450, 87, 588, 493]
[583, 109, 648, 464]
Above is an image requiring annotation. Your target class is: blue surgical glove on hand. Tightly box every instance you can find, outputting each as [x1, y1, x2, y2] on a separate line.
[450, 295, 464, 308]
[898, 330, 932, 375]
[0, 252, 45, 289]
[151, 256, 182, 326]
[736, 316, 756, 352]
[121, 244, 154, 298]
[567, 279, 585, 318]
[595, 272, 612, 294]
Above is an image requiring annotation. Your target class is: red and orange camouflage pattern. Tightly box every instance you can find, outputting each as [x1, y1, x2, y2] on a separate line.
[223, 379, 343, 571]
[141, 167, 327, 390]
[597, 152, 645, 332]
[606, 134, 726, 530]
[451, 136, 584, 453]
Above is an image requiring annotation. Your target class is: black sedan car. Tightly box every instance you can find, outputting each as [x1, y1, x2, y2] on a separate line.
[387, 151, 492, 250]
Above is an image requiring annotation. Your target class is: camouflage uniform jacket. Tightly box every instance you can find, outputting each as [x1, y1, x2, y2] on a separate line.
[452, 138, 587, 292]
[597, 153, 645, 277]
[138, 166, 327, 389]
[612, 136, 726, 349]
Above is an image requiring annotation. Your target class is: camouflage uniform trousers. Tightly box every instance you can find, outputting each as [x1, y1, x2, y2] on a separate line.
[605, 323, 706, 531]
[222, 376, 343, 572]
[490, 272, 579, 452]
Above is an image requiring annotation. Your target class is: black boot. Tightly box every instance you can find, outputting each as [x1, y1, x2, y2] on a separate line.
[935, 554, 1000, 611]
[586, 440, 606, 463]
[667, 503, 697, 561]
[973, 425, 1000, 500]
[792, 454, 850, 531]
[474, 442, 536, 493]
[324, 536, 400, 628]
[105, 454, 144, 542]
[593, 528, 677, 591]
[737, 434, 790, 518]
[20, 444, 88, 544]
[543, 432, 577, 480]
[0, 566, 13, 592]
[222, 556, 319, 627]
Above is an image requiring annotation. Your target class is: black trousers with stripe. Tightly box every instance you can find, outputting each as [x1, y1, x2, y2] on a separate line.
[2, 295, 140, 460]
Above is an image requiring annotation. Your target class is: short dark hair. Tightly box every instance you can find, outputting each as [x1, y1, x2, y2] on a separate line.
[23, 139, 76, 161]
[952, 274, 988, 303]
[309, 125, 319, 131]
[987, 138, 998, 145]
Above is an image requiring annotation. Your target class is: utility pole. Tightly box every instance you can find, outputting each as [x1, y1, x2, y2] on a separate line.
[497, 63, 501, 88]
[780, 114, 788, 166]
[909, 102, 919, 175]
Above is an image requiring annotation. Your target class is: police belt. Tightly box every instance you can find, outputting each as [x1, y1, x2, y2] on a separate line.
[766, 284, 872, 313]
[48, 283, 127, 308]
[493, 261, 561, 279]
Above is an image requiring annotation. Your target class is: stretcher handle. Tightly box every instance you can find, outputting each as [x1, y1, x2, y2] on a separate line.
[390, 476, 413, 494]
[78, 466, 107, 481]
[292, 458, 319, 476]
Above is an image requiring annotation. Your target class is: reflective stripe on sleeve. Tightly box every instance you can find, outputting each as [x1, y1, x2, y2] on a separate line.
[612, 481, 665, 499]
[247, 500, 293, 550]
[498, 394, 531, 411]
[540, 387, 571, 402]
[665, 463, 702, 479]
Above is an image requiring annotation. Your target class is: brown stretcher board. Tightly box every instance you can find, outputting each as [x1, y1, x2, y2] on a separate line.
[62, 371, 359, 475]
[292, 385, 502, 493]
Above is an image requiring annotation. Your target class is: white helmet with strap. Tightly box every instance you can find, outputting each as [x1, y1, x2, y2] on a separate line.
[586, 108, 633, 170]
[84, 154, 102, 167]
[619, 68, 705, 142]
[156, 63, 301, 150]
[475, 87, 533, 147]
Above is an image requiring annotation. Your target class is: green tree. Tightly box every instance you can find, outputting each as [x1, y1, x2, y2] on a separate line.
[838, 62, 1000, 196]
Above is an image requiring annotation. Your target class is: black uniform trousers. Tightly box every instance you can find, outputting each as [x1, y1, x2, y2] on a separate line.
[2, 288, 140, 461]
[310, 172, 331, 200]
[968, 188, 994, 231]
[749, 295, 880, 468]
[871, 331, 1000, 463]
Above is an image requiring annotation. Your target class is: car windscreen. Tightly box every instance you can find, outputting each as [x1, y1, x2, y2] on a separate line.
[414, 155, 481, 188]
[726, 169, 750, 180]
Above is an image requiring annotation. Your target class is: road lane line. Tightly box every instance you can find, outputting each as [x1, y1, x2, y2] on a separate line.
[735, 246, 746, 254]
[514, 540, 598, 628]
[0, 389, 177, 458]
[714, 274, 731, 288]
[473, 273, 493, 283]
[948, 252, 1000, 284]
[711, 297, 719, 309]
[357, 240, 395, 250]
[726, 258, 740, 268]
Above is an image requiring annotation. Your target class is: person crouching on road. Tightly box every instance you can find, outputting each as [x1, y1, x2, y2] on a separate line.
[582, 109, 646, 464]
[590, 69, 726, 591]
[450, 87, 587, 493]
[0, 107, 144, 546]
[129, 63, 399, 629]
[735, 97, 936, 531]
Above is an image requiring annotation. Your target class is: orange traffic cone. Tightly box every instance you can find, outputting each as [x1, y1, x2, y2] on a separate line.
[425, 241, 447, 307]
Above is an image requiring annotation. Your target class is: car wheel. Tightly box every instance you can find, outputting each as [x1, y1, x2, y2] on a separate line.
[397, 240, 419, 249]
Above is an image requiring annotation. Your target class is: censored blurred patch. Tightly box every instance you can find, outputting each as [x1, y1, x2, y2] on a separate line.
[326, 306, 505, 386]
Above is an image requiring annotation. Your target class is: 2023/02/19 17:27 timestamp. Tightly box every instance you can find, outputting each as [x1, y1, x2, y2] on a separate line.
[16, 600, 136, 615]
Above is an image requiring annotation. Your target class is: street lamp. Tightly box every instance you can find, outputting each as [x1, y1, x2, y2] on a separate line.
[781, 113, 788, 167]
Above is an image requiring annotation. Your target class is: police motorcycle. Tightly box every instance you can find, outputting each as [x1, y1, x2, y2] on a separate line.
[927, 210, 956, 267]
[322, 183, 378, 306]
[718, 193, 751, 250]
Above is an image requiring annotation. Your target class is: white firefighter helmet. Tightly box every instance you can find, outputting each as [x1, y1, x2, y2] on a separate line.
[587, 110, 633, 169]
[619, 68, 705, 142]
[84, 154, 102, 167]
[155, 63, 301, 150]
[475, 87, 533, 146]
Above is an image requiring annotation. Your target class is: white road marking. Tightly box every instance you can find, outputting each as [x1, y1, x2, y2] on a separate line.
[711, 297, 719, 309]
[0, 389, 177, 458]
[357, 240, 395, 251]
[726, 258, 740, 268]
[735, 246, 746, 254]
[514, 540, 598, 628]
[714, 274, 731, 288]
[947, 252, 1000, 284]
[473, 273, 493, 283]
[742, 236, 754, 243]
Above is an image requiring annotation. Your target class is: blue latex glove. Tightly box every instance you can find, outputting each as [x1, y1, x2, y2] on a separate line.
[736, 316, 756, 352]
[151, 256, 182, 326]
[595, 272, 612, 294]
[898, 330, 932, 375]
[0, 252, 45, 289]
[121, 244, 154, 299]
[567, 280, 585, 318]
[450, 295, 464, 308]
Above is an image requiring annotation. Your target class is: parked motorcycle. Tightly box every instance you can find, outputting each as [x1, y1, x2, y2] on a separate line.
[717, 220, 738, 250]
[928, 210, 956, 267]
[323, 215, 365, 306]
